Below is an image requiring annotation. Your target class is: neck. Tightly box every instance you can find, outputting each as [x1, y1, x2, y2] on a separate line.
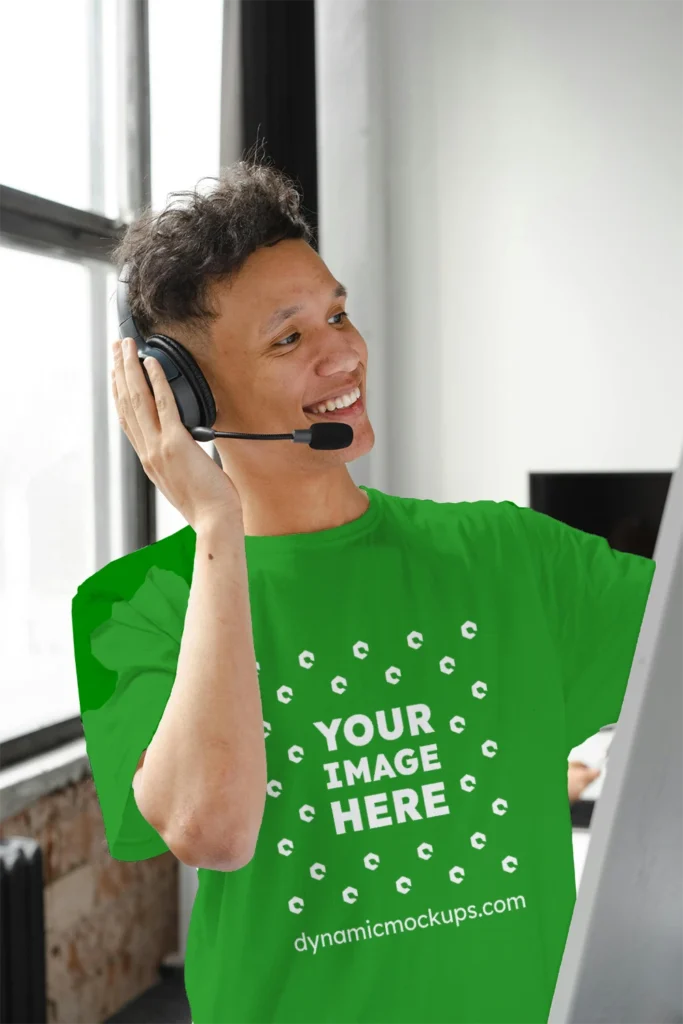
[214, 454, 369, 537]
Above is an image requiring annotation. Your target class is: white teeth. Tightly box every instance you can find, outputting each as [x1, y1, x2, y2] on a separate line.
[309, 386, 360, 414]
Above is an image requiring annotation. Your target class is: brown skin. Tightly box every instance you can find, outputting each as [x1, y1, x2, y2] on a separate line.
[196, 238, 375, 538]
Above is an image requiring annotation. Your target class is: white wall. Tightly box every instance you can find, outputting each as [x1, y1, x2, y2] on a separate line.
[314, 0, 393, 492]
[316, 0, 683, 505]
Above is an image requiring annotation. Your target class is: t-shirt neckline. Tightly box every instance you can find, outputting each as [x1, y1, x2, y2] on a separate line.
[243, 484, 382, 553]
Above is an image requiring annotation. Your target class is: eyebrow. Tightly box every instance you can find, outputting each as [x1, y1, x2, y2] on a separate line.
[260, 282, 348, 336]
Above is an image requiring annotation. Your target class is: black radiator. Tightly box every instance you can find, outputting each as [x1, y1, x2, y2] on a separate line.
[0, 837, 47, 1024]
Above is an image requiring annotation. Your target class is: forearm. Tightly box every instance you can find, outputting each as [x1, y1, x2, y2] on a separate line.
[135, 514, 267, 867]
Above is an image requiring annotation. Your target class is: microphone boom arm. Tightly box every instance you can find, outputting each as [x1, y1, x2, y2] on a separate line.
[188, 425, 353, 450]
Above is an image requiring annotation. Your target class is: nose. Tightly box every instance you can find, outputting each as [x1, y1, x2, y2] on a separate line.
[315, 331, 362, 376]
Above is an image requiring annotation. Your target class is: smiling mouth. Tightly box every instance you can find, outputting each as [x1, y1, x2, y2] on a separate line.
[303, 390, 365, 418]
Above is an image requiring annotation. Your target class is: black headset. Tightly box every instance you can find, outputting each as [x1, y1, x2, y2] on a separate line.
[117, 263, 220, 441]
[116, 262, 351, 449]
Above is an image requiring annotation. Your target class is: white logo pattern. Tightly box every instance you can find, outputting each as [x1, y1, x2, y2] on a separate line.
[260, 625, 520, 914]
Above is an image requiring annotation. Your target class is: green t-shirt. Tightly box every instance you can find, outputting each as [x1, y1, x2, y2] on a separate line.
[71, 485, 655, 1024]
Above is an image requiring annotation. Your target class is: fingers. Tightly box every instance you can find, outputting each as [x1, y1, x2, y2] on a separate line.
[139, 351, 182, 433]
[111, 338, 184, 464]
[121, 338, 161, 448]
[569, 762, 600, 779]
[112, 339, 146, 457]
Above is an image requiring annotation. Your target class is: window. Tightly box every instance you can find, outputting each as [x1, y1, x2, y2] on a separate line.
[0, 0, 121, 220]
[0, 0, 129, 756]
[0, 249, 96, 742]
[0, 0, 226, 757]
[149, 0, 224, 213]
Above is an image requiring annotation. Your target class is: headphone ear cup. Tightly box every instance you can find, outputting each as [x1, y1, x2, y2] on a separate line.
[139, 334, 217, 431]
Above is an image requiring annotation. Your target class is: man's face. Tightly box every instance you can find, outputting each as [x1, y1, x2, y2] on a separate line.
[205, 238, 374, 469]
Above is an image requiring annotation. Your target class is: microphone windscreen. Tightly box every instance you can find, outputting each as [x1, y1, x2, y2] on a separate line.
[309, 422, 354, 450]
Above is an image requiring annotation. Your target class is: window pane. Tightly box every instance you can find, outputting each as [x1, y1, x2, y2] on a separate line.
[0, 249, 96, 742]
[149, 0, 224, 213]
[105, 266, 127, 563]
[147, 0, 224, 540]
[1, 0, 120, 219]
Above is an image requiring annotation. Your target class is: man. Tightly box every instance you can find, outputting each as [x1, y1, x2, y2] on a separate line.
[71, 155, 655, 1024]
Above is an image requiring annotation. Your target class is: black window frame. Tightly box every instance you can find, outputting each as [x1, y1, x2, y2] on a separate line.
[0, 0, 318, 772]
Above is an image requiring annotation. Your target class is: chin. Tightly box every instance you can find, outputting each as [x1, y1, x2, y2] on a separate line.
[339, 418, 375, 463]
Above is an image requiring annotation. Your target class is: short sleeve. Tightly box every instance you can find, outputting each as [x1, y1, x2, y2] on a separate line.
[71, 564, 190, 861]
[509, 504, 656, 754]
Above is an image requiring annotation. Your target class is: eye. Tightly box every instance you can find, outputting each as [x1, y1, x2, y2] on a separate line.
[274, 311, 349, 348]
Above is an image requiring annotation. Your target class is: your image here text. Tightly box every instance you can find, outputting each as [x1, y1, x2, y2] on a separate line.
[312, 702, 453, 835]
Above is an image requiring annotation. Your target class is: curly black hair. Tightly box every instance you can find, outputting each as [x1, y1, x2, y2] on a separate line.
[111, 142, 315, 355]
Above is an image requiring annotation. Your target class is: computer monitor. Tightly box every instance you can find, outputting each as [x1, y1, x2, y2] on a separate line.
[529, 470, 672, 560]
